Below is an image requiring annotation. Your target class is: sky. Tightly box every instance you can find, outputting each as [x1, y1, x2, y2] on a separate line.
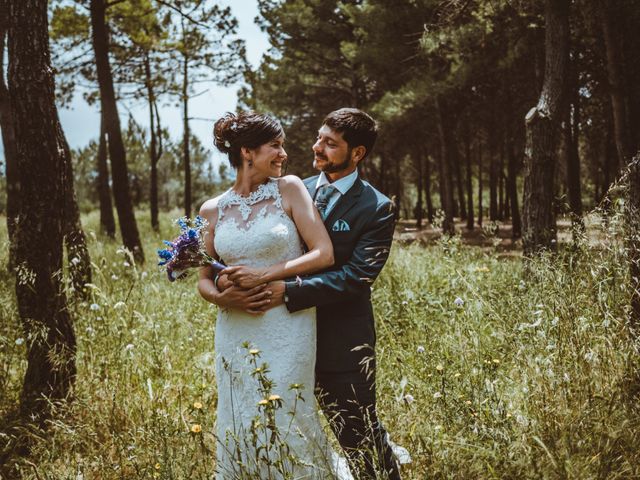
[1, 0, 267, 168]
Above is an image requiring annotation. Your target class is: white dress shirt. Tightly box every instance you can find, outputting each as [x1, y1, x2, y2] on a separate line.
[314, 169, 359, 218]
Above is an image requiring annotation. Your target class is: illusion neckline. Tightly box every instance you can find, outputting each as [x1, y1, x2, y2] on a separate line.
[228, 178, 277, 201]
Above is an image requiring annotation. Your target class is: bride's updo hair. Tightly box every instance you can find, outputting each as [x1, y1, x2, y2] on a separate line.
[213, 111, 284, 168]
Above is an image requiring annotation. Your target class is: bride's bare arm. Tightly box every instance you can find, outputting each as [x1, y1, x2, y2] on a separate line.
[197, 198, 272, 313]
[223, 176, 334, 288]
[197, 198, 223, 303]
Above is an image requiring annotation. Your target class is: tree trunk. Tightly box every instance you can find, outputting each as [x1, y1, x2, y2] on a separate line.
[62, 137, 92, 297]
[478, 142, 483, 227]
[601, 0, 631, 166]
[90, 0, 144, 263]
[522, 0, 568, 255]
[435, 97, 455, 235]
[393, 149, 401, 220]
[453, 138, 467, 220]
[628, 152, 640, 331]
[0, 9, 19, 271]
[377, 151, 387, 196]
[182, 49, 192, 219]
[97, 112, 116, 238]
[414, 151, 423, 229]
[564, 61, 584, 232]
[8, 0, 76, 424]
[145, 54, 160, 231]
[507, 140, 522, 239]
[464, 124, 474, 230]
[498, 137, 505, 221]
[424, 151, 434, 224]
[489, 127, 499, 221]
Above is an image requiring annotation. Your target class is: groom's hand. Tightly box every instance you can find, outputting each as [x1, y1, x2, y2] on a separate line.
[264, 281, 285, 310]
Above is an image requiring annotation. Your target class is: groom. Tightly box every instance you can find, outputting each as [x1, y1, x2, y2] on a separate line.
[220, 108, 401, 479]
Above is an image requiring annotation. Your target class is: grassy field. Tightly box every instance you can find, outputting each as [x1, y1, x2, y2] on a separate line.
[1, 210, 640, 479]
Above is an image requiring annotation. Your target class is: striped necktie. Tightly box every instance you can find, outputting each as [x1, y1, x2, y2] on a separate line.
[314, 184, 336, 220]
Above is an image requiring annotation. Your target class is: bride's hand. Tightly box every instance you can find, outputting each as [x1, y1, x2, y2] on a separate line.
[221, 265, 268, 289]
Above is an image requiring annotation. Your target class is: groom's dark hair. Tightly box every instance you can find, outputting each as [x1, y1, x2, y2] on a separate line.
[323, 108, 378, 160]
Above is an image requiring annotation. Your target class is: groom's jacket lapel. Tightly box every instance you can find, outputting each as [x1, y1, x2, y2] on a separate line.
[324, 178, 363, 229]
[302, 174, 364, 229]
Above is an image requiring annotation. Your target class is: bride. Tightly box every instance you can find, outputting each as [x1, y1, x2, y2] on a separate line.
[198, 111, 352, 479]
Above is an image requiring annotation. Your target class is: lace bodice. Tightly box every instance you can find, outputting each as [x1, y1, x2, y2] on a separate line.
[214, 178, 304, 269]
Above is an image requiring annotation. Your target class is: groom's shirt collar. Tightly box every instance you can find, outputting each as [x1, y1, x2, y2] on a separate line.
[315, 169, 359, 195]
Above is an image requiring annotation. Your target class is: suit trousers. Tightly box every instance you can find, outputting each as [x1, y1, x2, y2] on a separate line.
[315, 371, 401, 480]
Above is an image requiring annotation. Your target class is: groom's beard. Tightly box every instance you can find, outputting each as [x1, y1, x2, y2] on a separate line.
[316, 147, 352, 173]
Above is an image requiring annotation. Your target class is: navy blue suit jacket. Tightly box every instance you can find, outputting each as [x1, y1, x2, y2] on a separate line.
[284, 174, 395, 378]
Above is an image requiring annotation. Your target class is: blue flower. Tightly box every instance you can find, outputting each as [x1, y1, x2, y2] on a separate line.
[157, 248, 174, 266]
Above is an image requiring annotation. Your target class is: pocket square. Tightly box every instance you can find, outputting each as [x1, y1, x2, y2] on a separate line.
[332, 219, 350, 231]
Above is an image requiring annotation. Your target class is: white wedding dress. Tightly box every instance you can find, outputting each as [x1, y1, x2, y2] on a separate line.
[213, 178, 353, 480]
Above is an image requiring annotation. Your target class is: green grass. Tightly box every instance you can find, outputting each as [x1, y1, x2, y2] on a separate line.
[1, 210, 639, 479]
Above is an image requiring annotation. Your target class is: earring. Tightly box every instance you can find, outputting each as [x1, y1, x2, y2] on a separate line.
[248, 159, 253, 167]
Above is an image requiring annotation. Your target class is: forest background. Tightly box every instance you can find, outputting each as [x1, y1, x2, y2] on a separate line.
[2, 0, 640, 478]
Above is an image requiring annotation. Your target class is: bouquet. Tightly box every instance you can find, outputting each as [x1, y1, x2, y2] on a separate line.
[157, 216, 226, 282]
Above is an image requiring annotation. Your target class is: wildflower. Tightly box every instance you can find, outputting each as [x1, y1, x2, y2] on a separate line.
[492, 359, 500, 365]
[465, 400, 472, 406]
[454, 297, 464, 307]
[436, 364, 444, 372]
[433, 391, 442, 399]
[15, 338, 24, 346]
[249, 348, 260, 355]
[90, 303, 100, 311]
[268, 394, 281, 402]
[403, 394, 415, 405]
[258, 399, 269, 406]
[124, 343, 135, 351]
[191, 424, 202, 433]
[111, 274, 119, 280]
[193, 401, 203, 410]
[416, 345, 425, 354]
[401, 300, 408, 306]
